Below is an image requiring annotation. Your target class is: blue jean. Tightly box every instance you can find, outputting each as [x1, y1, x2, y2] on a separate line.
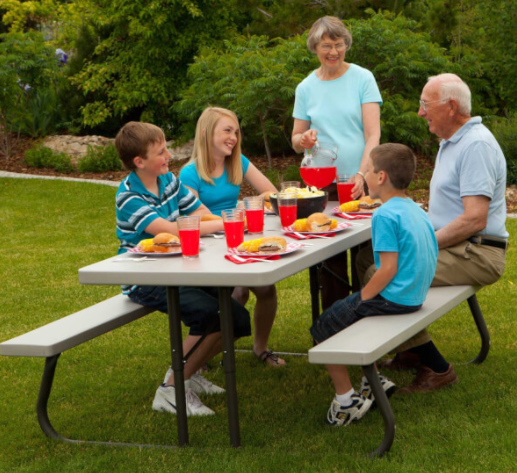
[310, 291, 421, 344]
[129, 285, 251, 338]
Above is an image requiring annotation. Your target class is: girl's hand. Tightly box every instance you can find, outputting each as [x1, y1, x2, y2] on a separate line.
[299, 129, 318, 149]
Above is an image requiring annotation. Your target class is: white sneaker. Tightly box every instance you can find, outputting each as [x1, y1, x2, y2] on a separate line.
[190, 372, 225, 395]
[152, 385, 215, 416]
[163, 367, 224, 395]
[360, 373, 397, 408]
[326, 393, 372, 426]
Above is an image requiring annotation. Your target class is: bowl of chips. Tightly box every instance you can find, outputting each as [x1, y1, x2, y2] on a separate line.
[269, 188, 328, 219]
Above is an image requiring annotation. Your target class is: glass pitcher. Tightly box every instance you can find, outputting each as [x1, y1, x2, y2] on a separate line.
[300, 141, 338, 189]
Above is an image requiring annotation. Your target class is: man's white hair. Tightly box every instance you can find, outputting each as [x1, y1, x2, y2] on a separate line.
[428, 73, 471, 115]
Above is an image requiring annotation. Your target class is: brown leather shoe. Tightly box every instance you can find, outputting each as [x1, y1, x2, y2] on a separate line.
[378, 351, 421, 371]
[398, 364, 459, 394]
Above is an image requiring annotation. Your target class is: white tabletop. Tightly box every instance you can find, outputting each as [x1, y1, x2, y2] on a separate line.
[78, 202, 372, 288]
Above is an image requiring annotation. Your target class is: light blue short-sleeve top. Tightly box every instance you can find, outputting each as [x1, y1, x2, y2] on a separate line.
[428, 117, 508, 239]
[293, 64, 382, 176]
[179, 155, 250, 216]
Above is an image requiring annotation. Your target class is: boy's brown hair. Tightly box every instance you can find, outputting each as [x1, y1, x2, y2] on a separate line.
[115, 122, 165, 170]
[370, 143, 416, 190]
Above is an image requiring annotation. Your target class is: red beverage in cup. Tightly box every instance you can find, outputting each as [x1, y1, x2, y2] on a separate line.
[337, 182, 355, 204]
[245, 208, 264, 233]
[224, 220, 245, 248]
[300, 166, 337, 189]
[179, 228, 200, 257]
[279, 205, 297, 227]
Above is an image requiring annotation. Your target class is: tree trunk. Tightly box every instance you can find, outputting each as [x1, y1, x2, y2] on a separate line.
[260, 114, 273, 168]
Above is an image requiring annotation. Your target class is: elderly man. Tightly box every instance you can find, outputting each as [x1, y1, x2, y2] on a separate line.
[358, 73, 508, 393]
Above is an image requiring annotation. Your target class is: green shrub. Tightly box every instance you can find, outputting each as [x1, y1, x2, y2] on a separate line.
[25, 146, 75, 173]
[489, 112, 517, 186]
[264, 165, 302, 189]
[77, 144, 122, 173]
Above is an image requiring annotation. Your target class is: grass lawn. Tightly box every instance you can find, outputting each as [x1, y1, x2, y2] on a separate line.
[0, 178, 516, 473]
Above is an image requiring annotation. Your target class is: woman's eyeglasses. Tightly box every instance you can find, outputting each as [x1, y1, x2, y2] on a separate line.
[319, 43, 347, 53]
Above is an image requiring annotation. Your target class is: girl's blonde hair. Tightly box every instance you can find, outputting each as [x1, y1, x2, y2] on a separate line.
[188, 107, 243, 185]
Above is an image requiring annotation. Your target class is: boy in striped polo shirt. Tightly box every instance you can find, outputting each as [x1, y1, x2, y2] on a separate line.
[115, 122, 251, 417]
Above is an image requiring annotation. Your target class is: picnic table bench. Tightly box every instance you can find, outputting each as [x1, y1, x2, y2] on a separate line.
[0, 294, 156, 447]
[308, 285, 489, 457]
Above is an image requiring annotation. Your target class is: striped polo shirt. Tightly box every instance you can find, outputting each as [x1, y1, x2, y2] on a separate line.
[116, 171, 201, 294]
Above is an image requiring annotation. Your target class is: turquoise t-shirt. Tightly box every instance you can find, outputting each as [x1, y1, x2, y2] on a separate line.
[293, 64, 382, 176]
[179, 155, 250, 216]
[372, 197, 438, 306]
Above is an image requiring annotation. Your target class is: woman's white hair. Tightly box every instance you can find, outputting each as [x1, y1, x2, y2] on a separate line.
[306, 16, 352, 53]
[428, 73, 471, 115]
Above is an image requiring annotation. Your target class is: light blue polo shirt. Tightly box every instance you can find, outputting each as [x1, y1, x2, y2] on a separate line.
[293, 64, 382, 176]
[428, 117, 508, 239]
[179, 155, 250, 216]
[373, 197, 438, 306]
[116, 171, 201, 254]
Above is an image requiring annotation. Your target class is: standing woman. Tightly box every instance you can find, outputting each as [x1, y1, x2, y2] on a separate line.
[180, 107, 285, 367]
[291, 16, 382, 309]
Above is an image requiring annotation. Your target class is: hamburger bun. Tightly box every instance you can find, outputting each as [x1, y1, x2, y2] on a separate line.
[358, 196, 382, 210]
[201, 214, 222, 222]
[152, 233, 181, 253]
[257, 237, 287, 255]
[263, 192, 274, 211]
[306, 212, 332, 232]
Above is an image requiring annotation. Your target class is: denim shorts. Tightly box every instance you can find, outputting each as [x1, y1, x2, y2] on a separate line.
[310, 291, 421, 344]
[129, 285, 251, 338]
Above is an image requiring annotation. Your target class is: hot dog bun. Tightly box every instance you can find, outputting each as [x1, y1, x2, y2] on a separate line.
[258, 236, 287, 255]
[306, 212, 332, 232]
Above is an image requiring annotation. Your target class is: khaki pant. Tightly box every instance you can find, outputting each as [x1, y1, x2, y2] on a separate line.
[355, 240, 506, 351]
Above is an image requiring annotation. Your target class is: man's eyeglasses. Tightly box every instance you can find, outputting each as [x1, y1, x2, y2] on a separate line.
[319, 43, 347, 53]
[419, 99, 448, 111]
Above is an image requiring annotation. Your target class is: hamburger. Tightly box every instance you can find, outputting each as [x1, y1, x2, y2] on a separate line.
[258, 237, 287, 255]
[150, 233, 181, 253]
[306, 212, 332, 232]
[358, 196, 382, 211]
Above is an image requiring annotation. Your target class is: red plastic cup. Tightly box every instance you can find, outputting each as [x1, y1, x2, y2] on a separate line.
[222, 209, 245, 248]
[243, 196, 264, 234]
[337, 174, 355, 204]
[177, 216, 200, 259]
[277, 192, 298, 227]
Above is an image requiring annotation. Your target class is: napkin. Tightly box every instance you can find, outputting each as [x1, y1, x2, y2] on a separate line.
[334, 212, 372, 220]
[224, 254, 281, 264]
[284, 232, 337, 240]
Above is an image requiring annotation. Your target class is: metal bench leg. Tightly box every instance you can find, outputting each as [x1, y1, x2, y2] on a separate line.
[37, 354, 65, 441]
[467, 294, 490, 364]
[362, 364, 395, 457]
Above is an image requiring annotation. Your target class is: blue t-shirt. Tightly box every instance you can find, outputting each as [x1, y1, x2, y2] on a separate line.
[293, 64, 382, 176]
[372, 197, 438, 306]
[428, 117, 508, 239]
[179, 155, 250, 216]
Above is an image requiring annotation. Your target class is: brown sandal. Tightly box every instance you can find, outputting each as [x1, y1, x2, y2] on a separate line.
[255, 350, 286, 367]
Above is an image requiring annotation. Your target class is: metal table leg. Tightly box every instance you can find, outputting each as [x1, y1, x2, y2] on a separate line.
[166, 286, 189, 446]
[362, 364, 395, 457]
[467, 294, 490, 364]
[218, 287, 240, 447]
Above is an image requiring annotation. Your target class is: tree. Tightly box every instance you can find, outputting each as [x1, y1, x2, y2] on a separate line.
[0, 31, 58, 157]
[176, 35, 317, 166]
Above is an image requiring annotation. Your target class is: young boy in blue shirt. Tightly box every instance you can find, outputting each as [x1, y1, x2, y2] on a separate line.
[115, 121, 251, 417]
[310, 143, 438, 426]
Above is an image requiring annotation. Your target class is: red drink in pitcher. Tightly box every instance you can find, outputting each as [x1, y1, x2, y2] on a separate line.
[337, 182, 355, 204]
[300, 166, 337, 189]
[279, 205, 297, 227]
[178, 228, 200, 257]
[245, 208, 264, 233]
[224, 220, 245, 248]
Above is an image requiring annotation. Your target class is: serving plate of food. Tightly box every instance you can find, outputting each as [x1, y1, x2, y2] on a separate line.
[128, 233, 204, 256]
[334, 196, 382, 215]
[282, 213, 351, 234]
